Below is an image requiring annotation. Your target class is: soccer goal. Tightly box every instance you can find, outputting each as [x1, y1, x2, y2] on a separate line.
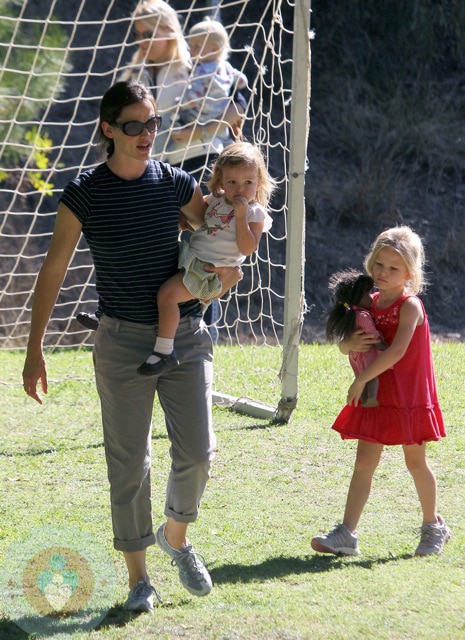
[0, 0, 311, 422]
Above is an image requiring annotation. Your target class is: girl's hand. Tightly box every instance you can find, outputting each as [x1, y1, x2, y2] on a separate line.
[339, 328, 380, 355]
[347, 377, 366, 407]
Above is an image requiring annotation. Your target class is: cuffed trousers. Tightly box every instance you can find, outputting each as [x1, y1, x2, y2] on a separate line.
[93, 314, 215, 552]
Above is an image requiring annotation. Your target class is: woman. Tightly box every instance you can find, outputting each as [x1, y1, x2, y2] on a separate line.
[125, 0, 244, 183]
[22, 80, 240, 612]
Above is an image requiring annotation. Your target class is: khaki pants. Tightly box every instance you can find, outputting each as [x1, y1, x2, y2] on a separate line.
[93, 314, 215, 552]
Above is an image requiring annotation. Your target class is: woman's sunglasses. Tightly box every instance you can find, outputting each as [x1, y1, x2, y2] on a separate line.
[111, 115, 162, 136]
[132, 30, 154, 41]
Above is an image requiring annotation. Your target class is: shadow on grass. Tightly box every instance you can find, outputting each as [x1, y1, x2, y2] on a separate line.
[0, 606, 138, 638]
[214, 420, 285, 432]
[0, 431, 170, 458]
[95, 600, 191, 632]
[0, 619, 29, 639]
[210, 552, 413, 584]
[95, 604, 140, 632]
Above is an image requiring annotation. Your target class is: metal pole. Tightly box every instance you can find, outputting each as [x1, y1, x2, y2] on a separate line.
[276, 0, 311, 422]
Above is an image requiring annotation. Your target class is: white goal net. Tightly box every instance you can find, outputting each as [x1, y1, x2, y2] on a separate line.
[0, 0, 310, 420]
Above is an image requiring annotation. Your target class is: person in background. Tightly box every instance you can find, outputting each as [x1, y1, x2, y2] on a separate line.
[172, 18, 248, 148]
[23, 80, 241, 612]
[311, 226, 450, 558]
[127, 0, 245, 182]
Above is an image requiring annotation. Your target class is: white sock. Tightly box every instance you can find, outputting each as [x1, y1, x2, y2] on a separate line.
[146, 337, 173, 365]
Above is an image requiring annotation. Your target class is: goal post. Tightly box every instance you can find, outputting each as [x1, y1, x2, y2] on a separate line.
[276, 0, 311, 422]
[212, 0, 311, 422]
[0, 0, 311, 422]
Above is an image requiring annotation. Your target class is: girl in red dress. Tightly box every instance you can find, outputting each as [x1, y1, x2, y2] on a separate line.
[312, 226, 450, 557]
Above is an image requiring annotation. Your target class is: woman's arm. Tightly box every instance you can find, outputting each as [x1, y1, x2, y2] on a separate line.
[347, 297, 424, 406]
[22, 204, 83, 404]
[180, 186, 207, 229]
[172, 102, 244, 143]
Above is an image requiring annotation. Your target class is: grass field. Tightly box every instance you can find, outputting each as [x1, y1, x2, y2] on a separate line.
[0, 343, 464, 639]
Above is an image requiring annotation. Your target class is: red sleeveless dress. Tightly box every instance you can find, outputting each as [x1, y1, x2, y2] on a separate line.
[332, 293, 446, 445]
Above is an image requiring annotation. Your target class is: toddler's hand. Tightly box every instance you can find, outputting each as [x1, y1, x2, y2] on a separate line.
[232, 196, 248, 218]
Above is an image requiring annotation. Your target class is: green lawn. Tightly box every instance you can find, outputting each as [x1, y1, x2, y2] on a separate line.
[0, 343, 464, 639]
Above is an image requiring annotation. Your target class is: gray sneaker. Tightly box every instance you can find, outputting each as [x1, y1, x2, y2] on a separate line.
[311, 523, 360, 556]
[415, 515, 451, 556]
[156, 524, 212, 596]
[123, 580, 162, 612]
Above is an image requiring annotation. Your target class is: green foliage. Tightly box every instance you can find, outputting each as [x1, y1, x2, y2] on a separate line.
[0, 0, 70, 169]
[23, 127, 55, 194]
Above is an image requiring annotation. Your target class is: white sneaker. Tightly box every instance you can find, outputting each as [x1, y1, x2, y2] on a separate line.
[415, 515, 451, 556]
[123, 580, 162, 612]
[311, 523, 360, 556]
[156, 524, 212, 596]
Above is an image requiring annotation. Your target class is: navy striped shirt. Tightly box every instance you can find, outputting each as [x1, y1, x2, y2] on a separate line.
[61, 159, 201, 324]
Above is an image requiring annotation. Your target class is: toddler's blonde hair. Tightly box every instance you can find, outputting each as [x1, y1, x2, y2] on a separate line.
[207, 141, 277, 208]
[188, 18, 230, 61]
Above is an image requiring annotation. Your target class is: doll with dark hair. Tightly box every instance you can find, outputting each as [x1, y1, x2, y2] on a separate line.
[326, 269, 386, 407]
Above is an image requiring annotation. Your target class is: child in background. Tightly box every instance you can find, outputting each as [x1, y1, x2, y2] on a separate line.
[326, 269, 387, 407]
[312, 226, 450, 557]
[138, 141, 276, 375]
[172, 18, 248, 145]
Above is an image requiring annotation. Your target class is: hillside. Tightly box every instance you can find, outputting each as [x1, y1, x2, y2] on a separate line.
[303, 0, 465, 342]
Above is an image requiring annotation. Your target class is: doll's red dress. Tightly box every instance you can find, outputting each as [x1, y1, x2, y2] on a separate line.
[332, 293, 446, 445]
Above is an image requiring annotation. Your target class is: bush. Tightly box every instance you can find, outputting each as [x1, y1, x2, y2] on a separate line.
[308, 0, 465, 225]
[0, 0, 71, 172]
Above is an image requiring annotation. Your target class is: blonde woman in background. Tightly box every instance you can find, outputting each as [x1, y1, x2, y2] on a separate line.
[126, 0, 244, 182]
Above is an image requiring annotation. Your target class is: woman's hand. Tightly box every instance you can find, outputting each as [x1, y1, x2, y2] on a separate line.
[22, 351, 48, 405]
[172, 123, 198, 142]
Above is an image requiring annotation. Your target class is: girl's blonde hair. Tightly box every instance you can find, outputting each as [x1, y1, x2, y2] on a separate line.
[131, 0, 190, 66]
[207, 141, 277, 208]
[188, 18, 230, 61]
[364, 225, 426, 294]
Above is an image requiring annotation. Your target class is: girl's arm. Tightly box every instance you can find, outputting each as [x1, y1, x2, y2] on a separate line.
[234, 197, 264, 256]
[347, 297, 424, 406]
[22, 204, 83, 404]
[203, 206, 264, 299]
[338, 328, 380, 355]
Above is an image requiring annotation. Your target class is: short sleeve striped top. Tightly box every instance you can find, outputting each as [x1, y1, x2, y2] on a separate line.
[60, 159, 201, 324]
